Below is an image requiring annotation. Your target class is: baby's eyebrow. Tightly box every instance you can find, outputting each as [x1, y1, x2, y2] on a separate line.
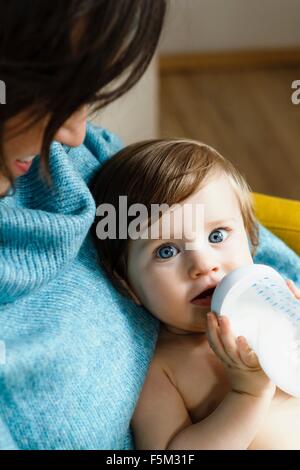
[134, 217, 238, 250]
[137, 234, 179, 253]
[206, 217, 237, 228]
[135, 236, 157, 248]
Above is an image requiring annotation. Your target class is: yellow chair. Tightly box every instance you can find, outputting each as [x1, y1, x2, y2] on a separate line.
[254, 193, 300, 256]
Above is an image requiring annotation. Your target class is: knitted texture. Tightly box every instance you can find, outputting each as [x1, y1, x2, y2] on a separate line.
[0, 123, 159, 449]
[254, 224, 300, 287]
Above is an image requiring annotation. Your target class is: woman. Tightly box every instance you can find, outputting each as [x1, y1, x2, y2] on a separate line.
[0, 0, 166, 449]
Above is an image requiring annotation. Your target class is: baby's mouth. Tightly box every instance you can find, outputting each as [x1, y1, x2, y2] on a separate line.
[190, 287, 216, 307]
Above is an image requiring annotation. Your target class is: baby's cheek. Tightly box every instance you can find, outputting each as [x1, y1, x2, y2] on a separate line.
[138, 275, 163, 308]
[223, 237, 252, 268]
[143, 278, 173, 315]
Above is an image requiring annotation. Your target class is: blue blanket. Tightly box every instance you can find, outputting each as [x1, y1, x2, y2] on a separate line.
[0, 123, 158, 449]
[255, 225, 300, 287]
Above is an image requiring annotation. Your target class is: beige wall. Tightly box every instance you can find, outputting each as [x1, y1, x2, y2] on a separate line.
[160, 0, 300, 53]
[91, 59, 158, 144]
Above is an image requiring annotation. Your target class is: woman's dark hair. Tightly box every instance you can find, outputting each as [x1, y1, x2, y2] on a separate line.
[0, 0, 166, 180]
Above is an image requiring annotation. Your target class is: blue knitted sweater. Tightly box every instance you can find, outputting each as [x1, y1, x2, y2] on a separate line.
[0, 123, 299, 449]
[0, 123, 158, 450]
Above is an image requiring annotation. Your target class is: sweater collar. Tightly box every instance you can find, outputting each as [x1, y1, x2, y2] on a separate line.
[0, 140, 97, 304]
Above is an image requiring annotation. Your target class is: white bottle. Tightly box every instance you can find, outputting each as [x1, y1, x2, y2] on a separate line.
[211, 264, 300, 397]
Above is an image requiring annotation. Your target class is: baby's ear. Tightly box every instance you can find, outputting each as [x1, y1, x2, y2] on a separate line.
[115, 273, 142, 305]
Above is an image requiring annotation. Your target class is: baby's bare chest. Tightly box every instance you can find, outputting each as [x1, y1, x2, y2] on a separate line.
[160, 338, 230, 420]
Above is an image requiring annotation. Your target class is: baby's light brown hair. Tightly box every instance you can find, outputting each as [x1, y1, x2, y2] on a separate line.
[91, 139, 258, 298]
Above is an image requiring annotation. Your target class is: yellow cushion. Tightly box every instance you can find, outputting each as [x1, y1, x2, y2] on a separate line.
[253, 193, 300, 256]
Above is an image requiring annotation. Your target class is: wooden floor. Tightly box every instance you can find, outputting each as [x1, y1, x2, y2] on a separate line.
[159, 67, 300, 200]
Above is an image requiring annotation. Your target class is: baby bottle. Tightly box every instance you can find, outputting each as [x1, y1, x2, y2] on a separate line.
[211, 264, 300, 397]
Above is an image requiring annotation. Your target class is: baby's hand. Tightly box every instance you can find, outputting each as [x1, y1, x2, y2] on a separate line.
[206, 313, 275, 399]
[286, 279, 300, 300]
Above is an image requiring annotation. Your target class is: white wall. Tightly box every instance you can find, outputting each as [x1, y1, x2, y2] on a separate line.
[160, 0, 300, 53]
[91, 59, 158, 144]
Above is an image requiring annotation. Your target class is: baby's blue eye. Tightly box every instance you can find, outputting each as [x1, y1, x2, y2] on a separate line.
[156, 245, 179, 259]
[208, 229, 229, 244]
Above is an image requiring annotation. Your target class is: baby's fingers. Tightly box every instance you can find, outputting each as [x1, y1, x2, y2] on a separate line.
[237, 336, 260, 369]
[206, 313, 225, 360]
[206, 313, 236, 366]
[286, 279, 300, 300]
[218, 316, 240, 364]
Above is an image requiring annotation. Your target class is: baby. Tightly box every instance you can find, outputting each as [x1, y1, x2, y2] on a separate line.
[90, 138, 300, 450]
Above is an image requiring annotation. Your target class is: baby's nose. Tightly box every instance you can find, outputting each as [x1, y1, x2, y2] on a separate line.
[187, 251, 220, 279]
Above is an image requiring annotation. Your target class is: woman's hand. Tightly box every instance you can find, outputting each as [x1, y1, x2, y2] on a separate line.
[206, 313, 275, 399]
[286, 279, 300, 300]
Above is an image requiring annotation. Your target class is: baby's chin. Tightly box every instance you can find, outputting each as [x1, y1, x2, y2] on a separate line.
[191, 302, 212, 315]
[164, 310, 210, 335]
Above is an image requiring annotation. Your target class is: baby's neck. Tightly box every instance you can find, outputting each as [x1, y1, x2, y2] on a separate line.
[161, 323, 206, 337]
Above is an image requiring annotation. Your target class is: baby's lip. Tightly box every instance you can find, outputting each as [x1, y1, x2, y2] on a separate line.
[190, 286, 216, 305]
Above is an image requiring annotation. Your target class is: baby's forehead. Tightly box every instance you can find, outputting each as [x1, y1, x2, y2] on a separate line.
[184, 172, 240, 205]
[164, 175, 242, 223]
[128, 173, 244, 246]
